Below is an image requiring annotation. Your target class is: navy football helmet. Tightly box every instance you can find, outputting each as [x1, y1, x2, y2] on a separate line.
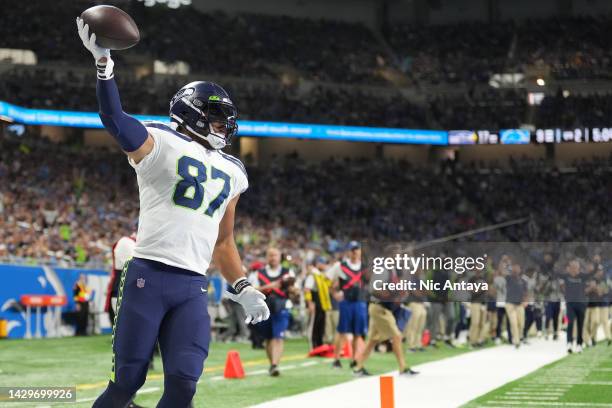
[169, 81, 238, 149]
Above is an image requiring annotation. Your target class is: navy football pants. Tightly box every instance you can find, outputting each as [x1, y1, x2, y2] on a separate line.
[93, 258, 210, 408]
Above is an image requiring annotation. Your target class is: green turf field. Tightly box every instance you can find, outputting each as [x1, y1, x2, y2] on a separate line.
[0, 335, 470, 407]
[463, 343, 612, 408]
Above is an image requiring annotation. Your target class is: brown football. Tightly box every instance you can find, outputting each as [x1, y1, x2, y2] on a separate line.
[81, 5, 140, 50]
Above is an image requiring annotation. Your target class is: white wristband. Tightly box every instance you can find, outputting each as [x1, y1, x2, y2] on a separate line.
[96, 58, 115, 80]
[231, 277, 251, 294]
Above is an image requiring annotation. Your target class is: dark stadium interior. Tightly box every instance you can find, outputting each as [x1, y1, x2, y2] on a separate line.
[1, 131, 610, 267]
[0, 0, 611, 268]
[1, 1, 612, 406]
[2, 1, 612, 130]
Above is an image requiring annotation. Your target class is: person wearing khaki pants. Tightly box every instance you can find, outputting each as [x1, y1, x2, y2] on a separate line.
[505, 264, 527, 348]
[583, 306, 596, 346]
[468, 270, 489, 347]
[405, 302, 427, 351]
[353, 303, 419, 376]
[517, 304, 526, 340]
[590, 305, 611, 345]
[505, 303, 523, 346]
[587, 268, 611, 345]
[325, 309, 340, 345]
[469, 302, 487, 346]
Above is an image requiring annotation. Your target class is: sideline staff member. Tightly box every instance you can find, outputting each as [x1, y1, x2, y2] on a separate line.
[304, 259, 333, 349]
[73, 274, 92, 336]
[327, 241, 367, 369]
[561, 259, 588, 353]
[353, 301, 418, 376]
[251, 247, 295, 376]
[505, 264, 526, 348]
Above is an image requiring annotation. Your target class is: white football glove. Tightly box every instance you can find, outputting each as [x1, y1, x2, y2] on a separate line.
[76, 17, 114, 79]
[227, 278, 270, 325]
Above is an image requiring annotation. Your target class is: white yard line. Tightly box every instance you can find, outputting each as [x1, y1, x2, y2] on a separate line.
[251, 339, 568, 408]
[482, 402, 612, 407]
[75, 386, 160, 403]
[205, 360, 322, 383]
[504, 391, 565, 395]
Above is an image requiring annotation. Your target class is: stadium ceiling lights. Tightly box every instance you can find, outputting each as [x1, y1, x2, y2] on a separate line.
[137, 0, 192, 9]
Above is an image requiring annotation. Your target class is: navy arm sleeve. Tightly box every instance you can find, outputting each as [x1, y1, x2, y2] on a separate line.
[96, 78, 148, 152]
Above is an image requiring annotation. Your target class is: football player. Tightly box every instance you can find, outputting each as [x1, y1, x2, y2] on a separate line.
[76, 18, 270, 408]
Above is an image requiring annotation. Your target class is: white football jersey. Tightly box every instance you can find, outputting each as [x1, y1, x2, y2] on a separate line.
[128, 122, 248, 275]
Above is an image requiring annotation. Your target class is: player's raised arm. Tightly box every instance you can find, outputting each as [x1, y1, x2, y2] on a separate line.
[213, 195, 270, 325]
[76, 17, 153, 164]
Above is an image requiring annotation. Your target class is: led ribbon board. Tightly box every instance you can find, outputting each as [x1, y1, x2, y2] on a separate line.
[0, 100, 448, 145]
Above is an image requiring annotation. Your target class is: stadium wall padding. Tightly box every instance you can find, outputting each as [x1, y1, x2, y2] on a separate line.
[0, 264, 109, 339]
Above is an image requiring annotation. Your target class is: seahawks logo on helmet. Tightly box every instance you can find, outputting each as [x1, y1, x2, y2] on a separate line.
[169, 81, 237, 150]
[169, 87, 194, 107]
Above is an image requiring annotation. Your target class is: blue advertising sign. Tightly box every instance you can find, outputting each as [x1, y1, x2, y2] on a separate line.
[448, 130, 478, 145]
[0, 100, 448, 145]
[0, 264, 109, 338]
[500, 129, 530, 144]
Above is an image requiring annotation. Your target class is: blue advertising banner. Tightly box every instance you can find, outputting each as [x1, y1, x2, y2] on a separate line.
[0, 100, 448, 145]
[0, 264, 109, 338]
[499, 129, 531, 144]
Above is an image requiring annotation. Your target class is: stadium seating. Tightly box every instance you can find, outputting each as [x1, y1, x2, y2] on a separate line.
[1, 131, 610, 268]
[3, 2, 612, 129]
[0, 1, 387, 84]
[537, 91, 612, 128]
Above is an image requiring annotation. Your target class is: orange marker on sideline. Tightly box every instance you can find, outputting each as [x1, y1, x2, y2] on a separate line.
[223, 350, 245, 379]
[380, 376, 394, 408]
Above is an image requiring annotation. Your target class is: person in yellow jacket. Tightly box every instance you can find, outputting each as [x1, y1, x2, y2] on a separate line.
[73, 274, 92, 336]
[304, 258, 333, 349]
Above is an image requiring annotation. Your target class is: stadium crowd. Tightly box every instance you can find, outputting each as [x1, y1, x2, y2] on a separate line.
[0, 0, 388, 84]
[537, 91, 612, 128]
[0, 131, 138, 266]
[1, 129, 610, 269]
[0, 67, 532, 130]
[390, 16, 612, 84]
[4, 3, 612, 130]
[388, 21, 517, 85]
[0, 68, 430, 128]
[4, 1, 612, 84]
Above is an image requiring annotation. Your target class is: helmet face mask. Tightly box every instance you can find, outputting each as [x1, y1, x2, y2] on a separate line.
[206, 99, 238, 145]
[169, 82, 238, 150]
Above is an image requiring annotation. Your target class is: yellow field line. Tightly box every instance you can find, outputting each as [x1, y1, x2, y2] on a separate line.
[76, 353, 309, 391]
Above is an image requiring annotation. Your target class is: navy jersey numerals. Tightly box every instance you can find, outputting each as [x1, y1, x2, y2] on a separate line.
[172, 156, 230, 215]
[205, 167, 231, 216]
